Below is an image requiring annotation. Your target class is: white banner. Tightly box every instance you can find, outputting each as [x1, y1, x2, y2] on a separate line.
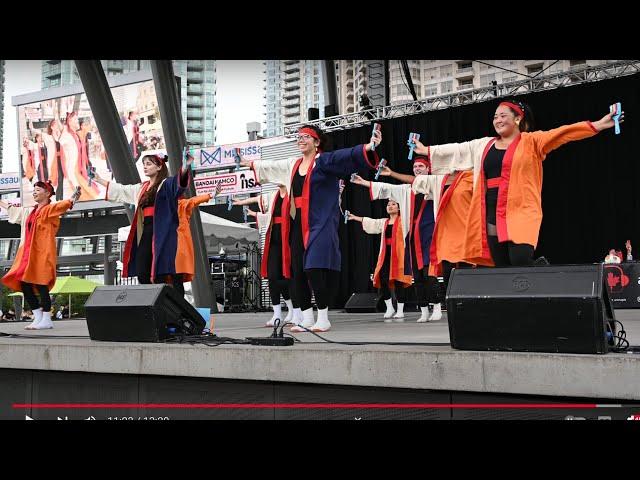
[193, 170, 261, 198]
[191, 136, 290, 171]
[0, 172, 22, 192]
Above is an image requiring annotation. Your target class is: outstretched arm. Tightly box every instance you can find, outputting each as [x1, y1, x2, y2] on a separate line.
[347, 212, 364, 223]
[315, 130, 382, 177]
[378, 165, 415, 184]
[532, 109, 624, 158]
[232, 197, 260, 206]
[414, 137, 490, 173]
[361, 217, 386, 235]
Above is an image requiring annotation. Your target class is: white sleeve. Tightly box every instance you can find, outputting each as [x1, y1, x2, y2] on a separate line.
[362, 217, 386, 235]
[411, 174, 447, 197]
[106, 181, 142, 206]
[6, 205, 27, 225]
[252, 158, 292, 187]
[370, 181, 409, 203]
[429, 137, 493, 174]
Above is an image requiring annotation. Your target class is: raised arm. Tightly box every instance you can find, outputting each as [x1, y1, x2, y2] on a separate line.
[249, 158, 292, 187]
[2, 202, 27, 225]
[368, 180, 410, 203]
[361, 217, 387, 235]
[232, 197, 261, 207]
[187, 192, 214, 208]
[45, 187, 81, 218]
[414, 137, 492, 173]
[315, 129, 381, 177]
[378, 165, 415, 184]
[411, 174, 448, 197]
[529, 109, 621, 158]
[104, 179, 142, 205]
[347, 212, 364, 223]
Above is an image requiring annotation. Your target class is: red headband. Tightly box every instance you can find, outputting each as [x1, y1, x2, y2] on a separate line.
[413, 156, 432, 173]
[298, 127, 320, 141]
[34, 180, 55, 196]
[500, 101, 525, 118]
[148, 154, 167, 166]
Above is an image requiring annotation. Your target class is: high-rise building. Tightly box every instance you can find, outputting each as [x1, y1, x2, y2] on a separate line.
[386, 60, 616, 104]
[263, 60, 325, 137]
[333, 60, 618, 116]
[335, 60, 389, 114]
[41, 60, 216, 147]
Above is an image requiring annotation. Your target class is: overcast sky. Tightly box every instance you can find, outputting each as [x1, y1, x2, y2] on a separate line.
[1, 60, 265, 173]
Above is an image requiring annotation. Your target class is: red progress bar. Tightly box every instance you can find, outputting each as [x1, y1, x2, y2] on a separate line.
[13, 403, 600, 409]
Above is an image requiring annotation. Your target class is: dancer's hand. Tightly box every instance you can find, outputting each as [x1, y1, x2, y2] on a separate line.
[626, 240, 632, 252]
[593, 110, 625, 131]
[91, 170, 108, 187]
[347, 212, 362, 222]
[184, 150, 195, 170]
[70, 186, 81, 204]
[246, 209, 257, 218]
[414, 139, 428, 156]
[378, 165, 392, 177]
[366, 128, 382, 152]
[350, 174, 369, 187]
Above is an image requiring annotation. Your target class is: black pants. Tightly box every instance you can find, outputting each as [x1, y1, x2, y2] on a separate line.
[289, 217, 312, 310]
[306, 269, 334, 310]
[441, 260, 473, 302]
[487, 236, 535, 267]
[267, 227, 291, 306]
[136, 216, 154, 284]
[410, 238, 438, 307]
[173, 274, 185, 298]
[378, 246, 408, 302]
[21, 282, 51, 311]
[485, 189, 534, 266]
[289, 218, 334, 310]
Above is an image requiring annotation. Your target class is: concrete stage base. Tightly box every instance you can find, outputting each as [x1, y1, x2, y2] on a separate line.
[1, 310, 639, 420]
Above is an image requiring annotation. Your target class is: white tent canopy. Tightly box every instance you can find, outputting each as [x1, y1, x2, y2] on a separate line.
[117, 211, 259, 245]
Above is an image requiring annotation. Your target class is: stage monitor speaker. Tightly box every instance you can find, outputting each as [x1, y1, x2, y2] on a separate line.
[308, 108, 319, 120]
[446, 264, 616, 354]
[344, 292, 381, 313]
[85, 284, 206, 342]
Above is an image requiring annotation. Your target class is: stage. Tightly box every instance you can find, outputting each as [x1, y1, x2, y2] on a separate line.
[1, 309, 639, 420]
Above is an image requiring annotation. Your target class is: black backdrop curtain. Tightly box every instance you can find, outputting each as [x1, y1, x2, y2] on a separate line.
[325, 73, 640, 308]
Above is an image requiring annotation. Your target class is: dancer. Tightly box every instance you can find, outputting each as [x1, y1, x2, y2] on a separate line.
[236, 186, 296, 327]
[173, 184, 221, 298]
[241, 125, 381, 332]
[347, 200, 412, 322]
[351, 155, 439, 322]
[413, 99, 624, 266]
[0, 182, 81, 330]
[92, 153, 192, 285]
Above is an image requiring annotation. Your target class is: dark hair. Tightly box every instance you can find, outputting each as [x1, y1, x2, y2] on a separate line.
[413, 154, 432, 174]
[34, 180, 55, 198]
[65, 111, 78, 131]
[138, 155, 169, 208]
[47, 119, 57, 135]
[299, 124, 330, 151]
[501, 98, 535, 132]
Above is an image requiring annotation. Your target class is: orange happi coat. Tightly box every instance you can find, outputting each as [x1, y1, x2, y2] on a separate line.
[1, 200, 73, 291]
